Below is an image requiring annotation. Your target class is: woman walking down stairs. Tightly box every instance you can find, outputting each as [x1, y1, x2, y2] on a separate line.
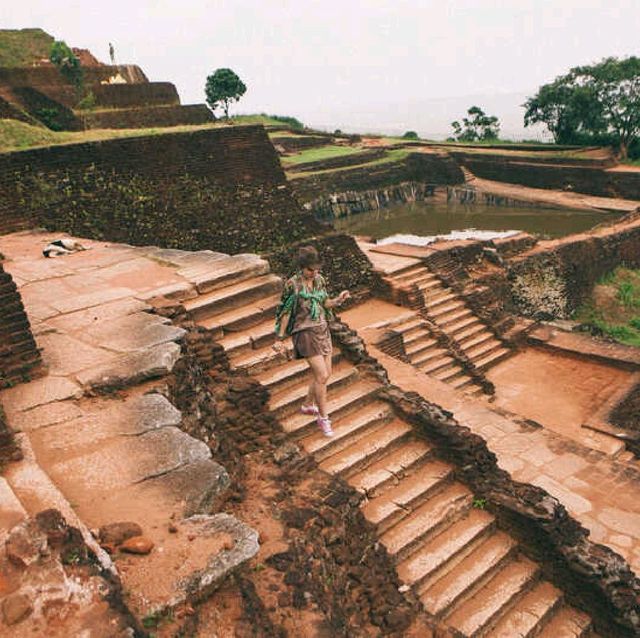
[179, 262, 599, 637]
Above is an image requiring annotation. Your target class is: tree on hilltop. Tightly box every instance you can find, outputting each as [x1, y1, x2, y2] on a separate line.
[49, 40, 83, 89]
[205, 68, 247, 119]
[402, 131, 419, 140]
[451, 106, 500, 142]
[524, 56, 640, 157]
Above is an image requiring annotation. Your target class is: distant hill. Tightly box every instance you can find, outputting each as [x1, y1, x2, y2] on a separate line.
[0, 28, 54, 67]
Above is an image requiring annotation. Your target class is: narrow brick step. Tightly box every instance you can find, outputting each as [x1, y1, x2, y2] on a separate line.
[432, 362, 465, 382]
[434, 307, 473, 328]
[300, 408, 402, 461]
[474, 347, 512, 371]
[459, 330, 495, 353]
[380, 482, 472, 560]
[269, 364, 357, 417]
[536, 605, 593, 638]
[395, 318, 427, 337]
[197, 293, 281, 336]
[405, 336, 439, 357]
[411, 347, 449, 368]
[393, 266, 432, 283]
[446, 314, 481, 335]
[426, 292, 459, 312]
[231, 341, 293, 375]
[184, 274, 282, 321]
[419, 531, 518, 617]
[281, 383, 382, 436]
[465, 338, 503, 360]
[449, 374, 476, 390]
[398, 508, 495, 590]
[444, 557, 539, 637]
[362, 459, 453, 532]
[429, 299, 466, 319]
[487, 580, 562, 638]
[454, 322, 489, 344]
[419, 354, 457, 376]
[320, 423, 424, 479]
[255, 352, 342, 393]
[411, 275, 442, 290]
[345, 439, 433, 496]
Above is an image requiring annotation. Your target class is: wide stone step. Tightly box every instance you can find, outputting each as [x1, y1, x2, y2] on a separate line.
[465, 337, 503, 360]
[419, 531, 518, 617]
[487, 580, 562, 638]
[177, 254, 271, 294]
[432, 362, 465, 382]
[459, 330, 495, 352]
[198, 294, 281, 335]
[536, 605, 593, 637]
[255, 352, 342, 393]
[430, 299, 466, 319]
[419, 354, 457, 376]
[281, 383, 383, 436]
[405, 336, 439, 358]
[320, 423, 424, 479]
[345, 439, 433, 496]
[217, 319, 275, 356]
[300, 408, 403, 461]
[444, 556, 539, 637]
[395, 318, 427, 337]
[397, 508, 494, 589]
[380, 482, 472, 560]
[436, 308, 473, 328]
[269, 363, 357, 416]
[362, 459, 453, 532]
[447, 314, 481, 336]
[393, 266, 432, 283]
[426, 292, 458, 311]
[183, 274, 282, 321]
[450, 374, 476, 390]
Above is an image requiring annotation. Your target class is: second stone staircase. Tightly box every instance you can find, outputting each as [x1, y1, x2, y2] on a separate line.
[184, 261, 598, 638]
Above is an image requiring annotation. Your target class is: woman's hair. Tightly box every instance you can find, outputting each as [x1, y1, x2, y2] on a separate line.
[296, 245, 321, 270]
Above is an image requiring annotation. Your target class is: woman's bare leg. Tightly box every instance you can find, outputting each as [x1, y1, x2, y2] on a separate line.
[306, 355, 329, 417]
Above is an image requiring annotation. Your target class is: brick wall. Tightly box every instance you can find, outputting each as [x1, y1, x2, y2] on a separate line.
[80, 104, 212, 129]
[0, 125, 326, 255]
[0, 262, 40, 389]
[291, 152, 464, 203]
[461, 156, 640, 200]
[91, 82, 180, 108]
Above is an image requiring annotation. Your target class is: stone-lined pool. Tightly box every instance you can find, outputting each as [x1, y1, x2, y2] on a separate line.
[333, 201, 621, 244]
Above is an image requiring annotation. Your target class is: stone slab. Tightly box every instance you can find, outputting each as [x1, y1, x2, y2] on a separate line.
[0, 477, 27, 544]
[8, 401, 83, 433]
[1, 377, 83, 415]
[531, 475, 593, 515]
[76, 342, 181, 390]
[48, 287, 136, 315]
[37, 333, 116, 376]
[177, 254, 270, 293]
[46, 298, 150, 333]
[48, 426, 211, 494]
[146, 248, 228, 268]
[30, 393, 182, 457]
[83, 313, 186, 353]
[597, 507, 640, 537]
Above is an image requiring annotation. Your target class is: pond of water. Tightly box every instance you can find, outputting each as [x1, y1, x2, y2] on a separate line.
[333, 201, 621, 245]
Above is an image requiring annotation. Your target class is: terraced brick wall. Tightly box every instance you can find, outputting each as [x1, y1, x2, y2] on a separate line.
[292, 152, 464, 204]
[91, 82, 180, 108]
[461, 156, 640, 200]
[80, 104, 212, 129]
[0, 125, 325, 254]
[0, 261, 40, 389]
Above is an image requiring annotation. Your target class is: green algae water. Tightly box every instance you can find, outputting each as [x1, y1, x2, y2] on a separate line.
[333, 201, 621, 244]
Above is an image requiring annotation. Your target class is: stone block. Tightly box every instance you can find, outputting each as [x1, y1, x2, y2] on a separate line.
[1, 376, 82, 414]
[177, 254, 271, 294]
[76, 342, 181, 391]
[46, 298, 150, 332]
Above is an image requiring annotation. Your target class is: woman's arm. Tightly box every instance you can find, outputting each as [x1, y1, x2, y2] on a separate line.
[324, 290, 351, 309]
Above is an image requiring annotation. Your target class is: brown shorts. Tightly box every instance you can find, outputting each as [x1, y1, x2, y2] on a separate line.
[292, 325, 332, 359]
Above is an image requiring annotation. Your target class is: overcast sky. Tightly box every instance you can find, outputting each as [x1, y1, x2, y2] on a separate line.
[3, 1, 639, 138]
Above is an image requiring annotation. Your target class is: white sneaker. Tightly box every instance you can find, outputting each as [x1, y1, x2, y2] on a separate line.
[317, 416, 334, 437]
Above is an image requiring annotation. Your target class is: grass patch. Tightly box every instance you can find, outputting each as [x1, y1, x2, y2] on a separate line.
[281, 144, 367, 165]
[0, 28, 54, 67]
[574, 266, 640, 347]
[0, 119, 263, 153]
[287, 148, 410, 178]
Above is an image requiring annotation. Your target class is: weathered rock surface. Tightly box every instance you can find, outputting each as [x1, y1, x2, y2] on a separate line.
[98, 522, 143, 546]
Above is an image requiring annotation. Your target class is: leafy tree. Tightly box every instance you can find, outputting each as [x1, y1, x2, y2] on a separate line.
[49, 41, 83, 89]
[524, 57, 640, 157]
[403, 130, 419, 140]
[205, 68, 247, 119]
[451, 106, 500, 142]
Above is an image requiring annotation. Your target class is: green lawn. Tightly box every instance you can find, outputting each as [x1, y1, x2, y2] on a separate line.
[574, 266, 640, 347]
[287, 148, 410, 178]
[0, 119, 250, 153]
[281, 144, 367, 165]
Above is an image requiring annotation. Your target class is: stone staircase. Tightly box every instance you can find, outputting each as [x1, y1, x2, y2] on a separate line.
[185, 264, 598, 637]
[385, 264, 513, 374]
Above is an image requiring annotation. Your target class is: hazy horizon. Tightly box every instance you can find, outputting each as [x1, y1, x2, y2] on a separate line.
[3, 1, 639, 140]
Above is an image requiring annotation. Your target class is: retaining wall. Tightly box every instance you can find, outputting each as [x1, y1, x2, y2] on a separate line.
[0, 125, 325, 255]
[91, 82, 180, 108]
[80, 104, 212, 129]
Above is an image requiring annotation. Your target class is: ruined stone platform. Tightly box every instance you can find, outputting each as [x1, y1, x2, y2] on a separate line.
[0, 231, 261, 626]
